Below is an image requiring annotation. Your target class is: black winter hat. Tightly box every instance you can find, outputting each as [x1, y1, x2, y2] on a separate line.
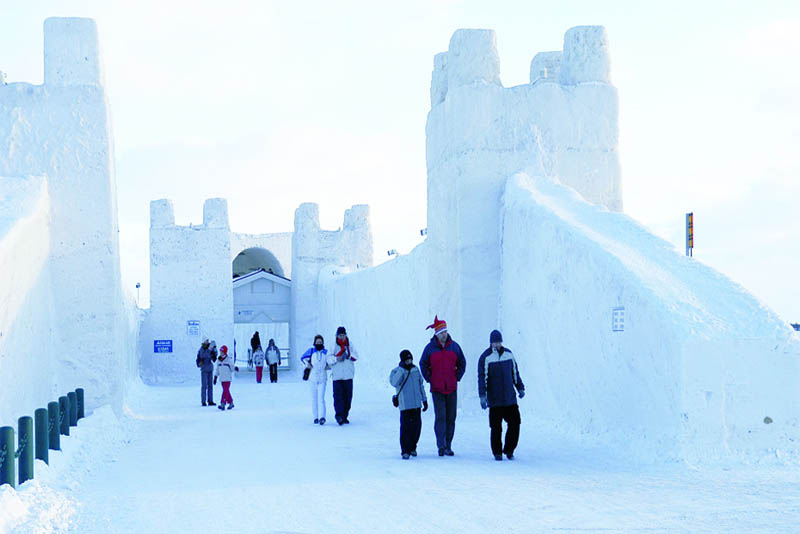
[490, 330, 503, 344]
[336, 326, 347, 336]
[399, 349, 413, 362]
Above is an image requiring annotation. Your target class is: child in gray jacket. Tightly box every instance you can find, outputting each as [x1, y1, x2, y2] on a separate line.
[389, 350, 428, 459]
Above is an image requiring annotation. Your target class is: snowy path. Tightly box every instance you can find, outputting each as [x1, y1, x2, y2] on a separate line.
[18, 374, 800, 533]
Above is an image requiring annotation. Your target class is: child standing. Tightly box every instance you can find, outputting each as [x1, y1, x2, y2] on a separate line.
[389, 349, 428, 459]
[300, 335, 330, 425]
[253, 345, 265, 383]
[214, 345, 235, 410]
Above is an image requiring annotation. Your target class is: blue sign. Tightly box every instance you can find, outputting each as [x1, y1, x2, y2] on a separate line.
[154, 340, 173, 353]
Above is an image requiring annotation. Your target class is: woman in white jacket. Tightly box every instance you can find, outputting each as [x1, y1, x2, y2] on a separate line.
[300, 335, 331, 425]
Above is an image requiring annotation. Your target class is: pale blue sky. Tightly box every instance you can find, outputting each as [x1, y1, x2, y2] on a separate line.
[2, 1, 798, 321]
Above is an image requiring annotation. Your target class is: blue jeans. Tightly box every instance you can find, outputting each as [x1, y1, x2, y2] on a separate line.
[201, 370, 214, 403]
[431, 391, 457, 449]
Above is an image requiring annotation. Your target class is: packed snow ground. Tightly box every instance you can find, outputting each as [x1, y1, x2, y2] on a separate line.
[3, 372, 800, 533]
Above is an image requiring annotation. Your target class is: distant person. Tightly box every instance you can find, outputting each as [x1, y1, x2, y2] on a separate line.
[477, 330, 525, 461]
[253, 345, 265, 383]
[214, 345, 236, 410]
[266, 339, 281, 383]
[251, 331, 261, 354]
[390, 349, 428, 459]
[330, 326, 359, 425]
[420, 316, 466, 457]
[195, 338, 216, 406]
[300, 335, 330, 425]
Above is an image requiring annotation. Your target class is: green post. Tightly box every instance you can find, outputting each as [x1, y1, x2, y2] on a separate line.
[0, 426, 14, 488]
[47, 402, 60, 451]
[17, 416, 33, 485]
[76, 388, 85, 420]
[59, 396, 70, 436]
[68, 392, 78, 427]
[34, 408, 49, 464]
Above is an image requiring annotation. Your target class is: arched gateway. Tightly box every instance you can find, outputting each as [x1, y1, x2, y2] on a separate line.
[232, 248, 291, 370]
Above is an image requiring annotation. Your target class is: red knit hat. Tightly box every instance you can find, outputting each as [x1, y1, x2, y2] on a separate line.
[426, 315, 447, 335]
[220, 345, 228, 354]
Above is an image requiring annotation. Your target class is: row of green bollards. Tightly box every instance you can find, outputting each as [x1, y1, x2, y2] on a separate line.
[0, 387, 85, 488]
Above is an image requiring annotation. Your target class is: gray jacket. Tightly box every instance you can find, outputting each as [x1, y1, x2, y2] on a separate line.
[389, 365, 427, 411]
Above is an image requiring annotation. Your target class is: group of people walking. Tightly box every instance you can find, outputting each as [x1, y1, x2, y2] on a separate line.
[195, 315, 525, 460]
[389, 316, 525, 460]
[250, 331, 281, 384]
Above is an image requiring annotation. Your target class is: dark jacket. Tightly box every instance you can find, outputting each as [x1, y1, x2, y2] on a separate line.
[196, 346, 216, 372]
[477, 346, 524, 407]
[420, 335, 466, 395]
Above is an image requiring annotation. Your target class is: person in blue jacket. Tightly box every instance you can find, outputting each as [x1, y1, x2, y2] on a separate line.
[477, 330, 525, 460]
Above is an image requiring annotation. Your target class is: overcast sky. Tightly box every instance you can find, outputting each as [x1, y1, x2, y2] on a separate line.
[2, 0, 798, 321]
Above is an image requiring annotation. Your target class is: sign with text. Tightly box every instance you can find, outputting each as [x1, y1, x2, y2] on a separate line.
[154, 340, 173, 353]
[612, 307, 625, 332]
[187, 320, 200, 336]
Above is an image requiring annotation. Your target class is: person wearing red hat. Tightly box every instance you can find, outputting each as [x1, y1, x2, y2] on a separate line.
[420, 316, 467, 456]
[214, 345, 235, 410]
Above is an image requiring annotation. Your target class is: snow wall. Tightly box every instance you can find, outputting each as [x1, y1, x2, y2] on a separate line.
[314, 26, 800, 464]
[0, 18, 139, 426]
[140, 198, 294, 384]
[502, 173, 800, 464]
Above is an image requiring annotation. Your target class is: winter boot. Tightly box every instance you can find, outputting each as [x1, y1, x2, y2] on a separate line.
[218, 404, 225, 411]
[444, 448, 454, 456]
[494, 454, 503, 461]
[410, 450, 417, 457]
[208, 401, 216, 406]
[505, 452, 514, 460]
[202, 402, 207, 406]
[336, 415, 344, 425]
[402, 453, 410, 460]
[319, 418, 326, 425]
[314, 418, 319, 424]
[438, 448, 445, 457]
[227, 403, 234, 410]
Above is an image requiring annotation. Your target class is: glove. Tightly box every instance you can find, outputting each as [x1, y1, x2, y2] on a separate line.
[213, 376, 218, 385]
[518, 390, 525, 399]
[423, 401, 428, 412]
[234, 366, 239, 372]
[480, 397, 488, 410]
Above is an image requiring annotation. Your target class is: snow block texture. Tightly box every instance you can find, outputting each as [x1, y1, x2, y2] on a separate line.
[501, 173, 800, 464]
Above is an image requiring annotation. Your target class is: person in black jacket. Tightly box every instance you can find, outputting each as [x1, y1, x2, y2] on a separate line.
[477, 330, 525, 460]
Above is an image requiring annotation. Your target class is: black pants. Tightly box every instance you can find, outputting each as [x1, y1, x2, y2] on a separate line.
[489, 404, 521, 456]
[431, 391, 457, 449]
[400, 408, 422, 454]
[269, 363, 278, 383]
[332, 379, 353, 420]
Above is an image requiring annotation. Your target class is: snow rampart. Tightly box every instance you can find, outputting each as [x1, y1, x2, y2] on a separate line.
[317, 242, 431, 386]
[426, 27, 621, 396]
[501, 172, 800, 463]
[291, 203, 372, 365]
[0, 18, 138, 424]
[142, 199, 295, 382]
[141, 199, 234, 383]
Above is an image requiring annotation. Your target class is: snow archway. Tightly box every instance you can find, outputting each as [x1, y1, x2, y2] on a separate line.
[232, 247, 285, 279]
[232, 248, 292, 369]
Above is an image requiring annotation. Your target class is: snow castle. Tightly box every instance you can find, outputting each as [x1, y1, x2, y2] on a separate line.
[1, 18, 798, 464]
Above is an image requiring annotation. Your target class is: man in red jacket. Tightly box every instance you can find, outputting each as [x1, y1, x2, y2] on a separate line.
[420, 316, 467, 456]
